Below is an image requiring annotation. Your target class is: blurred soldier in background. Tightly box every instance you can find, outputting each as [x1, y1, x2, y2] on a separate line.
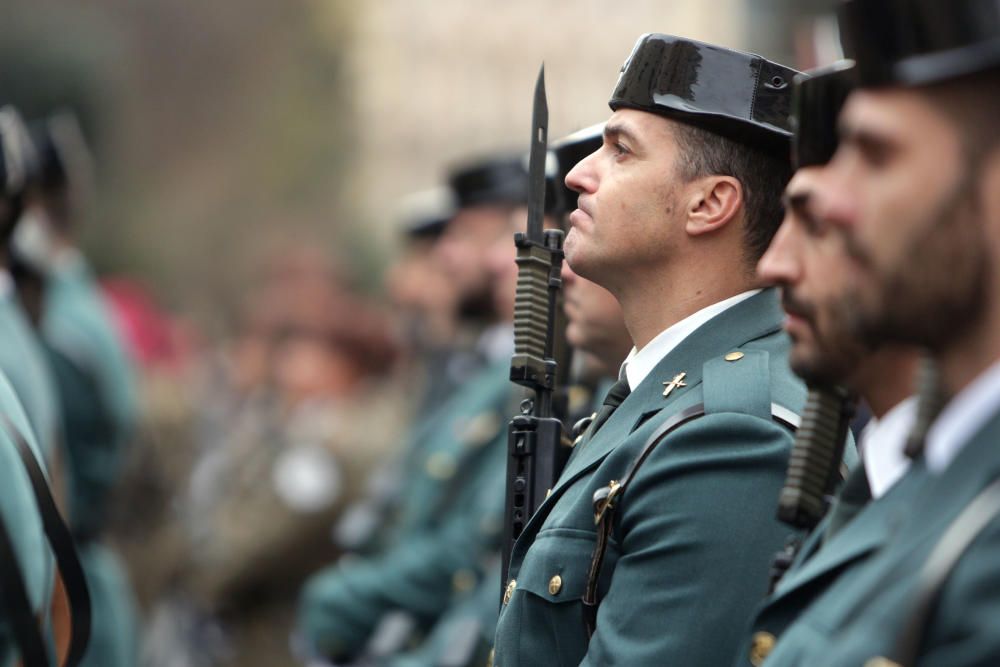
[0, 108, 60, 466]
[12, 111, 142, 667]
[383, 125, 634, 667]
[757, 1, 1000, 665]
[296, 155, 527, 664]
[0, 103, 58, 667]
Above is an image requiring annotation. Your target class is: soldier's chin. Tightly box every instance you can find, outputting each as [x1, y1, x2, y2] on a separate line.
[789, 346, 844, 386]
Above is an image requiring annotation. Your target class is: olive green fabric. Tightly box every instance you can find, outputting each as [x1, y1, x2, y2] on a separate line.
[298, 357, 516, 660]
[0, 371, 54, 667]
[760, 408, 1000, 666]
[492, 289, 806, 666]
[735, 464, 924, 666]
[0, 284, 60, 458]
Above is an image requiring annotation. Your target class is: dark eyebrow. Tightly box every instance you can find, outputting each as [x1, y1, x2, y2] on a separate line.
[604, 121, 641, 148]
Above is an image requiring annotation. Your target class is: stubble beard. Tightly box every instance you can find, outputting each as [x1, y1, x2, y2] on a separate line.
[845, 169, 991, 353]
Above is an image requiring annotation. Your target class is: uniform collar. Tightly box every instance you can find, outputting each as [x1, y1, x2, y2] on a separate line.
[620, 289, 761, 391]
[925, 356, 1000, 474]
[861, 396, 917, 499]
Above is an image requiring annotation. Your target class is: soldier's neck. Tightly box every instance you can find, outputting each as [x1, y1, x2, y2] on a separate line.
[617, 261, 758, 351]
[937, 301, 1000, 398]
[852, 348, 920, 419]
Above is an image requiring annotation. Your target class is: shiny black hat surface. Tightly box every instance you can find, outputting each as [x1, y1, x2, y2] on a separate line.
[549, 123, 603, 216]
[839, 0, 1000, 87]
[448, 156, 529, 209]
[609, 34, 801, 156]
[396, 187, 456, 239]
[792, 61, 856, 169]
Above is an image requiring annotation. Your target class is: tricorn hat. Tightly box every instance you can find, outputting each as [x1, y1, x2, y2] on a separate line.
[839, 0, 1000, 87]
[609, 34, 801, 156]
[395, 186, 456, 239]
[792, 61, 856, 169]
[549, 123, 603, 217]
[448, 155, 529, 209]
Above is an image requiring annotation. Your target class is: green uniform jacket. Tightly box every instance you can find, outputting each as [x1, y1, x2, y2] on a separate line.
[299, 357, 516, 660]
[493, 289, 806, 666]
[0, 371, 54, 667]
[736, 464, 922, 667]
[0, 285, 59, 458]
[762, 407, 1000, 667]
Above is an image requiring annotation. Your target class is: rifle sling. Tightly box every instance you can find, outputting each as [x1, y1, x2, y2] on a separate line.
[0, 414, 91, 667]
[583, 403, 799, 637]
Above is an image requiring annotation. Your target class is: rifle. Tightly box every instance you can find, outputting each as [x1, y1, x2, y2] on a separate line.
[501, 65, 567, 597]
[769, 385, 854, 590]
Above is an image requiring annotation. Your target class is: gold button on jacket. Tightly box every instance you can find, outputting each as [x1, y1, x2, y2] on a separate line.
[749, 631, 776, 666]
[503, 579, 517, 606]
[548, 575, 562, 595]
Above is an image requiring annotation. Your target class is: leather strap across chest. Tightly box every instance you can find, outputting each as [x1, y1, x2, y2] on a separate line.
[0, 414, 91, 667]
[582, 403, 799, 638]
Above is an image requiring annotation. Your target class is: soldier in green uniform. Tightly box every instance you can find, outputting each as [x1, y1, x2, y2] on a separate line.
[0, 103, 55, 667]
[752, 1, 1000, 665]
[16, 113, 140, 667]
[732, 61, 923, 667]
[296, 157, 527, 663]
[0, 108, 60, 461]
[492, 35, 807, 666]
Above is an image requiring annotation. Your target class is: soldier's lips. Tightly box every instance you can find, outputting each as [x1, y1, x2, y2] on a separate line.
[783, 311, 813, 338]
[569, 208, 593, 229]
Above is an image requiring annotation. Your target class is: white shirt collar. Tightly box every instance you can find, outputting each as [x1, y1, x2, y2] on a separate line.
[477, 323, 515, 364]
[860, 396, 917, 499]
[925, 357, 1000, 474]
[619, 289, 761, 391]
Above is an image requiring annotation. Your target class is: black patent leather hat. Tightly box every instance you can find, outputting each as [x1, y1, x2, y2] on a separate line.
[839, 0, 1000, 87]
[549, 123, 603, 216]
[609, 34, 801, 157]
[448, 156, 529, 209]
[792, 61, 856, 169]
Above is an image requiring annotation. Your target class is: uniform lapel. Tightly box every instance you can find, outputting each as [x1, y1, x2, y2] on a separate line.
[523, 289, 786, 530]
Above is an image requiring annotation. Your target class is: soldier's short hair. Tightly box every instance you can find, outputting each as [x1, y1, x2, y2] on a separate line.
[671, 122, 792, 265]
[925, 68, 1000, 169]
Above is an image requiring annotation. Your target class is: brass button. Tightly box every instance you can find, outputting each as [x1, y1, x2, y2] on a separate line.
[749, 631, 776, 666]
[452, 569, 476, 593]
[548, 574, 563, 595]
[486, 648, 495, 667]
[545, 488, 553, 499]
[725, 351, 745, 362]
[425, 452, 456, 479]
[864, 659, 902, 667]
[503, 578, 517, 605]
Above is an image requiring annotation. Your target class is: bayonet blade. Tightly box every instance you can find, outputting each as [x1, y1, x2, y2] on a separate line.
[526, 64, 548, 242]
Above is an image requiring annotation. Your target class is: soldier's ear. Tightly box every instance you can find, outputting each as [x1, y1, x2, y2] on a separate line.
[684, 175, 742, 237]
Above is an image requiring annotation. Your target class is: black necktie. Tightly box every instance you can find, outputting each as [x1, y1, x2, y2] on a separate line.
[587, 379, 632, 439]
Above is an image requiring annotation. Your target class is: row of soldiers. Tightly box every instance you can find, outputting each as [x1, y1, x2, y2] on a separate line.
[290, 0, 1000, 665]
[0, 107, 139, 666]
